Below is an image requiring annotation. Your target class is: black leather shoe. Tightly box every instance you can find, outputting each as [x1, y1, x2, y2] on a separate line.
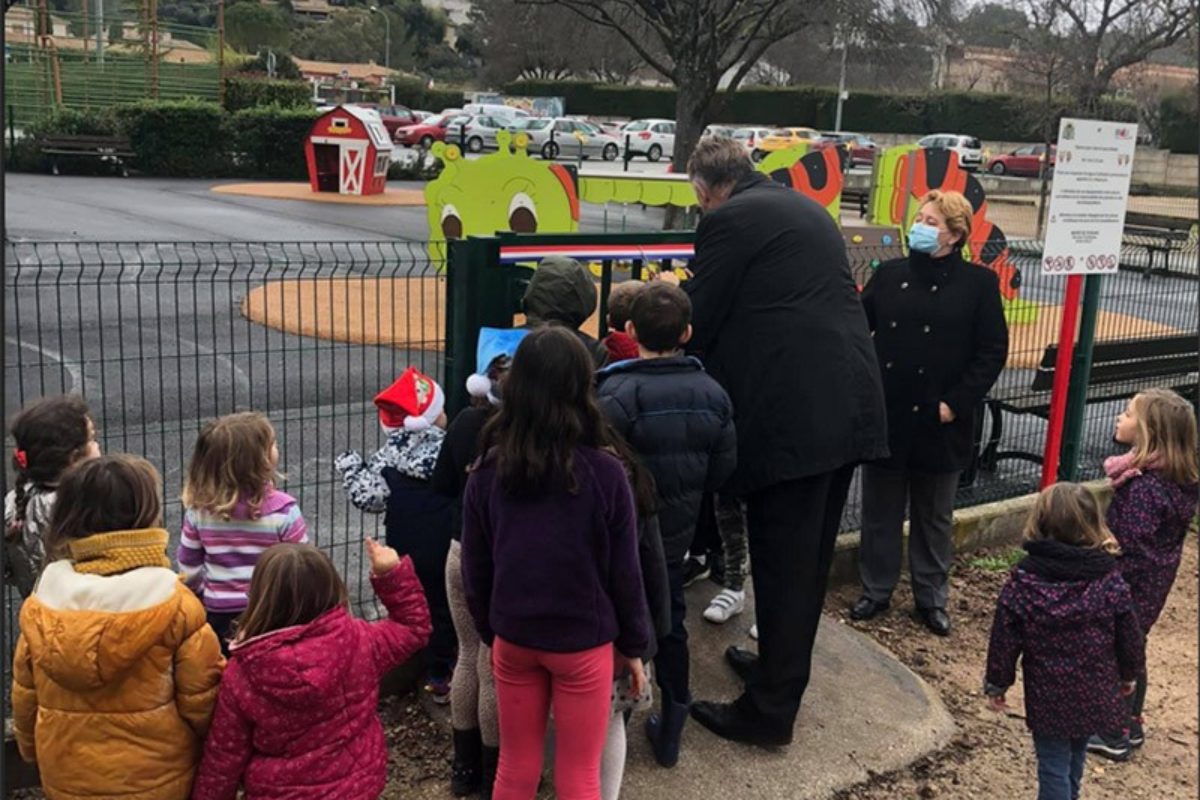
[917, 607, 951, 636]
[849, 596, 890, 621]
[724, 646, 758, 683]
[690, 700, 792, 748]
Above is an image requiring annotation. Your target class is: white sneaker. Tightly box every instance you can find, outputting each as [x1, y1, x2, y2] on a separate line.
[749, 623, 758, 640]
[703, 589, 746, 623]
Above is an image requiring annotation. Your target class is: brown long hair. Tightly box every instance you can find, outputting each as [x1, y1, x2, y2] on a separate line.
[234, 543, 348, 642]
[1128, 389, 1199, 485]
[479, 326, 656, 512]
[1024, 482, 1120, 555]
[9, 394, 96, 530]
[182, 412, 278, 519]
[47, 455, 163, 559]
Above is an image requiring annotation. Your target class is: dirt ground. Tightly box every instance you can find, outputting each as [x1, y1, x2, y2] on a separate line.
[827, 532, 1199, 800]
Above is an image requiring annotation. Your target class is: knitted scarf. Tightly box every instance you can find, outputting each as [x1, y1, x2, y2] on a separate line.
[69, 528, 172, 576]
[1019, 538, 1116, 583]
[1105, 450, 1162, 489]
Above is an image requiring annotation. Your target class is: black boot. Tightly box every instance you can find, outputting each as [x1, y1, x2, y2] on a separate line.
[450, 728, 482, 797]
[645, 694, 690, 768]
[479, 745, 499, 800]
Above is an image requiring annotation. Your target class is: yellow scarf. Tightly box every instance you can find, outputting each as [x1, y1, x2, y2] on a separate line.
[69, 528, 172, 576]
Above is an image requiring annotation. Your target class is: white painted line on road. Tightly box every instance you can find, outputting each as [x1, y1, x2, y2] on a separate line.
[6, 335, 87, 395]
[172, 334, 253, 401]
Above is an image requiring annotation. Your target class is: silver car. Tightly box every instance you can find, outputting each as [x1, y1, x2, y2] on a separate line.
[444, 115, 518, 153]
[515, 118, 623, 161]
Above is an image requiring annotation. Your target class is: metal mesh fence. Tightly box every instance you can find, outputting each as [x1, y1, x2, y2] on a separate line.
[2, 237, 1196, 712]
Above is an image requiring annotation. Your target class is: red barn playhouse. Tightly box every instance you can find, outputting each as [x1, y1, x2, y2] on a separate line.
[305, 105, 393, 196]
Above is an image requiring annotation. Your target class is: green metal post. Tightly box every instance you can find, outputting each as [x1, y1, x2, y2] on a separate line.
[1059, 274, 1103, 481]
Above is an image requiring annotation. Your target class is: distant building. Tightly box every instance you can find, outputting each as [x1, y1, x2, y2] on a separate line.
[421, 0, 471, 45]
[291, 0, 338, 21]
[944, 45, 1199, 96]
[294, 57, 395, 87]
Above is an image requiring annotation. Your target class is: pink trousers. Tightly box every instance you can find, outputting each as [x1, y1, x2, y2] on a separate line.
[492, 637, 614, 800]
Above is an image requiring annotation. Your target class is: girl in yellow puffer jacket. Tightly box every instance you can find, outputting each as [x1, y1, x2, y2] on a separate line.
[11, 455, 225, 800]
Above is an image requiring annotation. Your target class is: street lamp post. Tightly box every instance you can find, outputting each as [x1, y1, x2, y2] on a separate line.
[369, 5, 390, 71]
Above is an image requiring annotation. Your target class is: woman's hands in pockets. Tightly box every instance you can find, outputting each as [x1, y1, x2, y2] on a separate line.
[938, 402, 956, 424]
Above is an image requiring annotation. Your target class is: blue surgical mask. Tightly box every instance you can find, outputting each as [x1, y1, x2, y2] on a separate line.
[908, 222, 941, 254]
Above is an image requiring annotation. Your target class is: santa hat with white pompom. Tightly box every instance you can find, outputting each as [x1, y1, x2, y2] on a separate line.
[375, 367, 445, 432]
[466, 327, 529, 405]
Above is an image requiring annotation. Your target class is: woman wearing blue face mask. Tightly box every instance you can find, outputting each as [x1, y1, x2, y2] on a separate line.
[850, 190, 1009, 636]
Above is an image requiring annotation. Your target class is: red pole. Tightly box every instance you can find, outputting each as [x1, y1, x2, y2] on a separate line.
[1041, 274, 1083, 488]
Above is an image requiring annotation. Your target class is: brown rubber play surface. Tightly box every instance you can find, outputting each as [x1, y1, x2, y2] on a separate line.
[1006, 305, 1183, 369]
[213, 182, 426, 206]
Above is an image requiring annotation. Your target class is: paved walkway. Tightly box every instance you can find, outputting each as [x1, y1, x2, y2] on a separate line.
[425, 579, 955, 799]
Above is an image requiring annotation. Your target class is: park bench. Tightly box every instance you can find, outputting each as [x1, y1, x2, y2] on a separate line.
[39, 134, 135, 176]
[979, 333, 1199, 469]
[1122, 211, 1196, 279]
[842, 187, 869, 218]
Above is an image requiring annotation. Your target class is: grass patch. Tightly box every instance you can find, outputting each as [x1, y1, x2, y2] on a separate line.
[966, 548, 1024, 572]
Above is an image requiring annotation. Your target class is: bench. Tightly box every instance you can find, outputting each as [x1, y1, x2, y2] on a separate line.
[979, 333, 1199, 468]
[39, 135, 135, 176]
[842, 188, 869, 218]
[1122, 211, 1195, 279]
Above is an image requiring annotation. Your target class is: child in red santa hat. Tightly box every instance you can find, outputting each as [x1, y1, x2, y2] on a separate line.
[335, 366, 456, 703]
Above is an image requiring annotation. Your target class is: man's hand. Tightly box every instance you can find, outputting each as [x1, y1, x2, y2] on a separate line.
[987, 693, 1007, 713]
[939, 402, 956, 424]
[1120, 680, 1137, 696]
[365, 538, 401, 577]
[624, 656, 646, 700]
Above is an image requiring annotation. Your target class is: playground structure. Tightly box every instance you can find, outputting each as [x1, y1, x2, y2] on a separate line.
[305, 105, 393, 197]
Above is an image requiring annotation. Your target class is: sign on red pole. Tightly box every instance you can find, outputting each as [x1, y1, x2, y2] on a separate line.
[1041, 274, 1083, 487]
[1038, 118, 1137, 487]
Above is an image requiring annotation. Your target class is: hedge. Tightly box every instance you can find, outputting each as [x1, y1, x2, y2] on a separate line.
[504, 81, 1139, 141]
[1159, 92, 1198, 155]
[389, 76, 465, 111]
[224, 76, 313, 112]
[227, 105, 321, 180]
[114, 99, 228, 177]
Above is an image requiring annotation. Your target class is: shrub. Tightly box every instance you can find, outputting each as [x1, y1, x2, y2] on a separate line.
[1159, 92, 1199, 154]
[224, 75, 313, 112]
[389, 75, 465, 111]
[236, 52, 303, 81]
[113, 99, 227, 177]
[227, 105, 321, 180]
[8, 107, 120, 174]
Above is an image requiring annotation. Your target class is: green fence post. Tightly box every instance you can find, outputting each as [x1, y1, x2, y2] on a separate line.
[1059, 274, 1103, 481]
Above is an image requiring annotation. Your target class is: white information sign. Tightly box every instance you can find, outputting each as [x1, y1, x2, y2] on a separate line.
[1041, 118, 1138, 276]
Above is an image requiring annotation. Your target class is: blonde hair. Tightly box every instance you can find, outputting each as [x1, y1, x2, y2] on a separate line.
[1024, 482, 1120, 555]
[919, 190, 973, 246]
[182, 412, 278, 519]
[1128, 388, 1199, 485]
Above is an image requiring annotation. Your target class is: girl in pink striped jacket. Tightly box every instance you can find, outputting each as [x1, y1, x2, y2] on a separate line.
[177, 412, 308, 653]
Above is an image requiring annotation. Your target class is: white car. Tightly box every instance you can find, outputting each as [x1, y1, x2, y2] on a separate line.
[515, 118, 623, 161]
[621, 118, 676, 162]
[917, 133, 983, 171]
[732, 127, 773, 153]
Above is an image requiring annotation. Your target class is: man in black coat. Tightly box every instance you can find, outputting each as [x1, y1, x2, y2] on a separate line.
[682, 137, 889, 746]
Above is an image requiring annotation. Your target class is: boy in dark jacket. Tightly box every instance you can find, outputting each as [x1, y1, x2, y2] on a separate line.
[335, 367, 456, 704]
[985, 483, 1145, 800]
[597, 282, 736, 768]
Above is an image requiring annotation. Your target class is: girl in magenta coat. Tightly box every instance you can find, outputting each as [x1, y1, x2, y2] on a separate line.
[192, 540, 431, 800]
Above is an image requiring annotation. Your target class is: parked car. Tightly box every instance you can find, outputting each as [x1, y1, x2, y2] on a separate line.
[819, 131, 878, 167]
[732, 126, 773, 153]
[443, 114, 522, 152]
[463, 103, 531, 123]
[752, 127, 821, 161]
[916, 133, 983, 171]
[412, 109, 433, 121]
[986, 143, 1055, 177]
[515, 117, 623, 161]
[702, 125, 736, 139]
[371, 104, 420, 137]
[393, 112, 470, 147]
[621, 119, 676, 162]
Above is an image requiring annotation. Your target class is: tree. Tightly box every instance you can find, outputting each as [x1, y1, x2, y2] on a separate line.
[1050, 0, 1196, 112]
[224, 1, 292, 53]
[291, 9, 415, 68]
[529, 0, 820, 181]
[959, 2, 1029, 47]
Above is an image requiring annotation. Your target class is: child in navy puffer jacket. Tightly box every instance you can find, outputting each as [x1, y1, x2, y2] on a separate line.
[985, 483, 1145, 800]
[1090, 388, 1199, 759]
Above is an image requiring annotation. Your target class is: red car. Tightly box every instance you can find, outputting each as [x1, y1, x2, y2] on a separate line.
[818, 132, 878, 167]
[987, 144, 1056, 177]
[370, 105, 420, 138]
[393, 113, 469, 147]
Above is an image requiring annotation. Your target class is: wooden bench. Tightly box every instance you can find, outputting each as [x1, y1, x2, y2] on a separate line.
[980, 333, 1199, 468]
[39, 135, 135, 176]
[842, 188, 869, 218]
[1122, 211, 1195, 279]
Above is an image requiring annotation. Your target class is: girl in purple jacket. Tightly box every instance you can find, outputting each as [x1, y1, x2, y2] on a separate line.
[985, 483, 1145, 800]
[1090, 388, 1199, 760]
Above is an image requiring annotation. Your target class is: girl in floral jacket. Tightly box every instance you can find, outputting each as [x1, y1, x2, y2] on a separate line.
[985, 483, 1144, 800]
[1090, 388, 1199, 759]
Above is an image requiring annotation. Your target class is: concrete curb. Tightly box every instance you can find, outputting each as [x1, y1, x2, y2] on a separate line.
[828, 479, 1112, 588]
